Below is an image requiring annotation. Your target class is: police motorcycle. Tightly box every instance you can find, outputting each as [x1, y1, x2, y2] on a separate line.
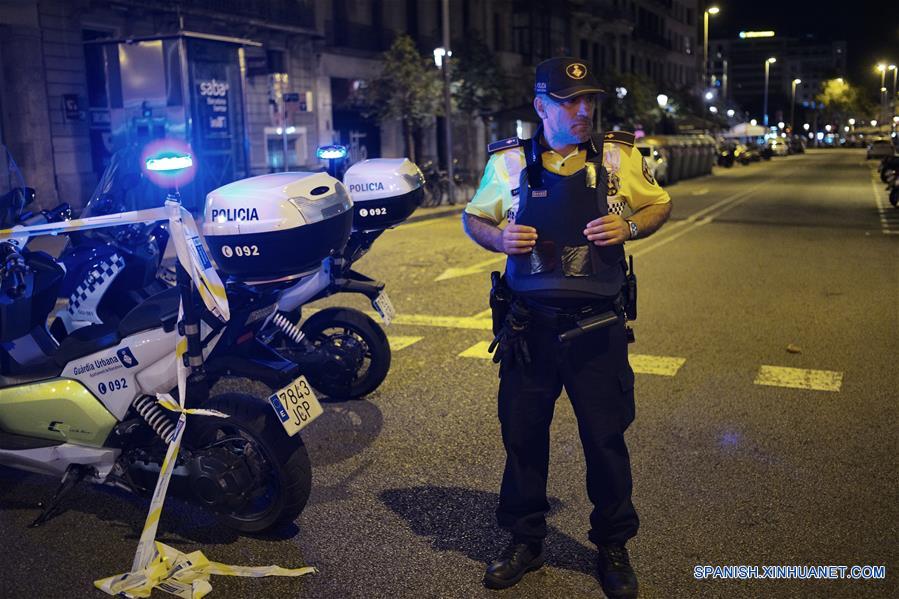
[0, 156, 370, 532]
[224, 153, 423, 400]
[18, 145, 422, 399]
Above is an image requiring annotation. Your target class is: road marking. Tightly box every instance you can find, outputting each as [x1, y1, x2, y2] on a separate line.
[630, 354, 686, 376]
[435, 255, 505, 281]
[362, 310, 494, 331]
[472, 308, 493, 319]
[691, 187, 709, 196]
[459, 341, 494, 359]
[754, 365, 843, 392]
[388, 336, 423, 351]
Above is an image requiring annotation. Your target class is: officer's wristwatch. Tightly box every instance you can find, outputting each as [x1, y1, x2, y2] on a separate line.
[625, 219, 638, 240]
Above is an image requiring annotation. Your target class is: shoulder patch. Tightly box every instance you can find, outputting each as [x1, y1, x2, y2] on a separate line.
[604, 131, 635, 147]
[487, 136, 522, 154]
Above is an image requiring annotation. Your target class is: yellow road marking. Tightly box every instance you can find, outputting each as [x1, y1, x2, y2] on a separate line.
[754, 365, 843, 392]
[630, 354, 686, 376]
[362, 310, 494, 331]
[389, 335, 423, 351]
[472, 308, 493, 319]
[459, 341, 494, 359]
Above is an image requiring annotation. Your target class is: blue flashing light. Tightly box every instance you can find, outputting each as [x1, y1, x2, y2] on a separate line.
[316, 145, 348, 160]
[145, 154, 193, 172]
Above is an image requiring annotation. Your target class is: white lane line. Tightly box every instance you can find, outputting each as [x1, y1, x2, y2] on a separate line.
[754, 365, 843, 392]
[630, 354, 687, 376]
[388, 336, 423, 351]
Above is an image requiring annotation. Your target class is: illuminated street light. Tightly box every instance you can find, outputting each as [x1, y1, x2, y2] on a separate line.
[790, 78, 802, 132]
[709, 106, 718, 113]
[871, 120, 878, 127]
[803, 123, 810, 131]
[705, 91, 714, 100]
[433, 47, 452, 68]
[657, 93, 669, 108]
[844, 126, 849, 132]
[848, 118, 856, 125]
[726, 109, 735, 117]
[877, 63, 888, 124]
[778, 121, 785, 129]
[703, 7, 720, 86]
[763, 57, 776, 126]
[825, 124, 832, 132]
[616, 86, 628, 99]
[750, 118, 758, 126]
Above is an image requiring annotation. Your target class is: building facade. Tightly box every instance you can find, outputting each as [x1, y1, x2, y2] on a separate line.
[1, 0, 701, 209]
[710, 33, 847, 126]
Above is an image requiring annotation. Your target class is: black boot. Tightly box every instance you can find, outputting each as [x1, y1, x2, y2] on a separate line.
[596, 544, 638, 598]
[483, 541, 544, 589]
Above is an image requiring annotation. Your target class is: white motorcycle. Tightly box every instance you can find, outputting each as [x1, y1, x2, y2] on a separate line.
[0, 170, 361, 532]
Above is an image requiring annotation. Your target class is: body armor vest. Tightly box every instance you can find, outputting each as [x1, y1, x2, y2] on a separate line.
[505, 129, 626, 300]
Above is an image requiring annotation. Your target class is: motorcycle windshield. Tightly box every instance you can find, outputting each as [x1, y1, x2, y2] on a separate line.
[0, 145, 33, 228]
[82, 145, 166, 218]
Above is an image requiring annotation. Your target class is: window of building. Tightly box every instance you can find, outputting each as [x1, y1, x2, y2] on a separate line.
[493, 13, 503, 51]
[581, 39, 589, 59]
[265, 126, 308, 171]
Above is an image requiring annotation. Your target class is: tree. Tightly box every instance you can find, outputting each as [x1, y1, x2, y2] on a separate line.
[816, 78, 874, 123]
[599, 71, 659, 132]
[358, 35, 442, 163]
[450, 34, 504, 117]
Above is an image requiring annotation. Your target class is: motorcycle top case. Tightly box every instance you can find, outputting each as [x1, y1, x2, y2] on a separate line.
[203, 172, 353, 280]
[344, 159, 424, 232]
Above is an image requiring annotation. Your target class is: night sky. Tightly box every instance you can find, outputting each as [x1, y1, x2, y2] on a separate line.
[709, 0, 899, 99]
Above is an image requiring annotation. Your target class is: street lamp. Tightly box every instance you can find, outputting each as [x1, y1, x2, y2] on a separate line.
[889, 65, 898, 127]
[657, 94, 669, 108]
[790, 78, 801, 133]
[763, 57, 776, 126]
[877, 63, 887, 125]
[726, 109, 735, 117]
[703, 6, 720, 86]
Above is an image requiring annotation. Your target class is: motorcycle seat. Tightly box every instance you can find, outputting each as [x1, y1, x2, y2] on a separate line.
[53, 323, 120, 368]
[117, 285, 180, 339]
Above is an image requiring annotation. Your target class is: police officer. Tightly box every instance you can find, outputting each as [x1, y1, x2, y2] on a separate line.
[461, 57, 671, 598]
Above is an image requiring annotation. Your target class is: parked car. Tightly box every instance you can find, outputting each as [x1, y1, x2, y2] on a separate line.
[867, 139, 896, 160]
[767, 139, 790, 156]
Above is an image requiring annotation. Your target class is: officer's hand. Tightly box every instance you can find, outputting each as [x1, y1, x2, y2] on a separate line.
[584, 215, 629, 246]
[501, 224, 538, 255]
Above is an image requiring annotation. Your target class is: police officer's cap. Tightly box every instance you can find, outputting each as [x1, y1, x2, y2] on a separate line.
[534, 57, 606, 100]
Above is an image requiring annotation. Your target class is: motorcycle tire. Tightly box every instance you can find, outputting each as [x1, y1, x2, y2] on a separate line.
[186, 392, 312, 533]
[298, 307, 391, 400]
[890, 187, 899, 208]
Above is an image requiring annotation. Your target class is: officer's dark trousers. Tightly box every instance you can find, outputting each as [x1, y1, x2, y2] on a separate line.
[496, 308, 638, 547]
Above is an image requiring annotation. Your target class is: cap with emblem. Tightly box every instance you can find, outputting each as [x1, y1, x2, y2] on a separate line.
[534, 57, 606, 100]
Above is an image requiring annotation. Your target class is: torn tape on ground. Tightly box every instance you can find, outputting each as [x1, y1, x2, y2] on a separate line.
[94, 541, 316, 598]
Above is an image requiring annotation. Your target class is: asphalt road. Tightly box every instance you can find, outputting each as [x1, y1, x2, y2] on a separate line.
[1, 149, 896, 598]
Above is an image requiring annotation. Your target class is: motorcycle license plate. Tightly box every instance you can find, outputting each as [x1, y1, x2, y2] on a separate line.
[268, 376, 323, 437]
[372, 291, 396, 326]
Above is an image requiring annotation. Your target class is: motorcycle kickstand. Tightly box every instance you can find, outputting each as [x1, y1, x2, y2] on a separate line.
[29, 464, 91, 528]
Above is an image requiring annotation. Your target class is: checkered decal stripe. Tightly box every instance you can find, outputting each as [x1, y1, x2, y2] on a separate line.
[67, 254, 125, 314]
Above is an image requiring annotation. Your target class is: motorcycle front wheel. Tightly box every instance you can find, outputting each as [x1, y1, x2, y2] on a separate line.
[185, 392, 312, 533]
[293, 307, 391, 400]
